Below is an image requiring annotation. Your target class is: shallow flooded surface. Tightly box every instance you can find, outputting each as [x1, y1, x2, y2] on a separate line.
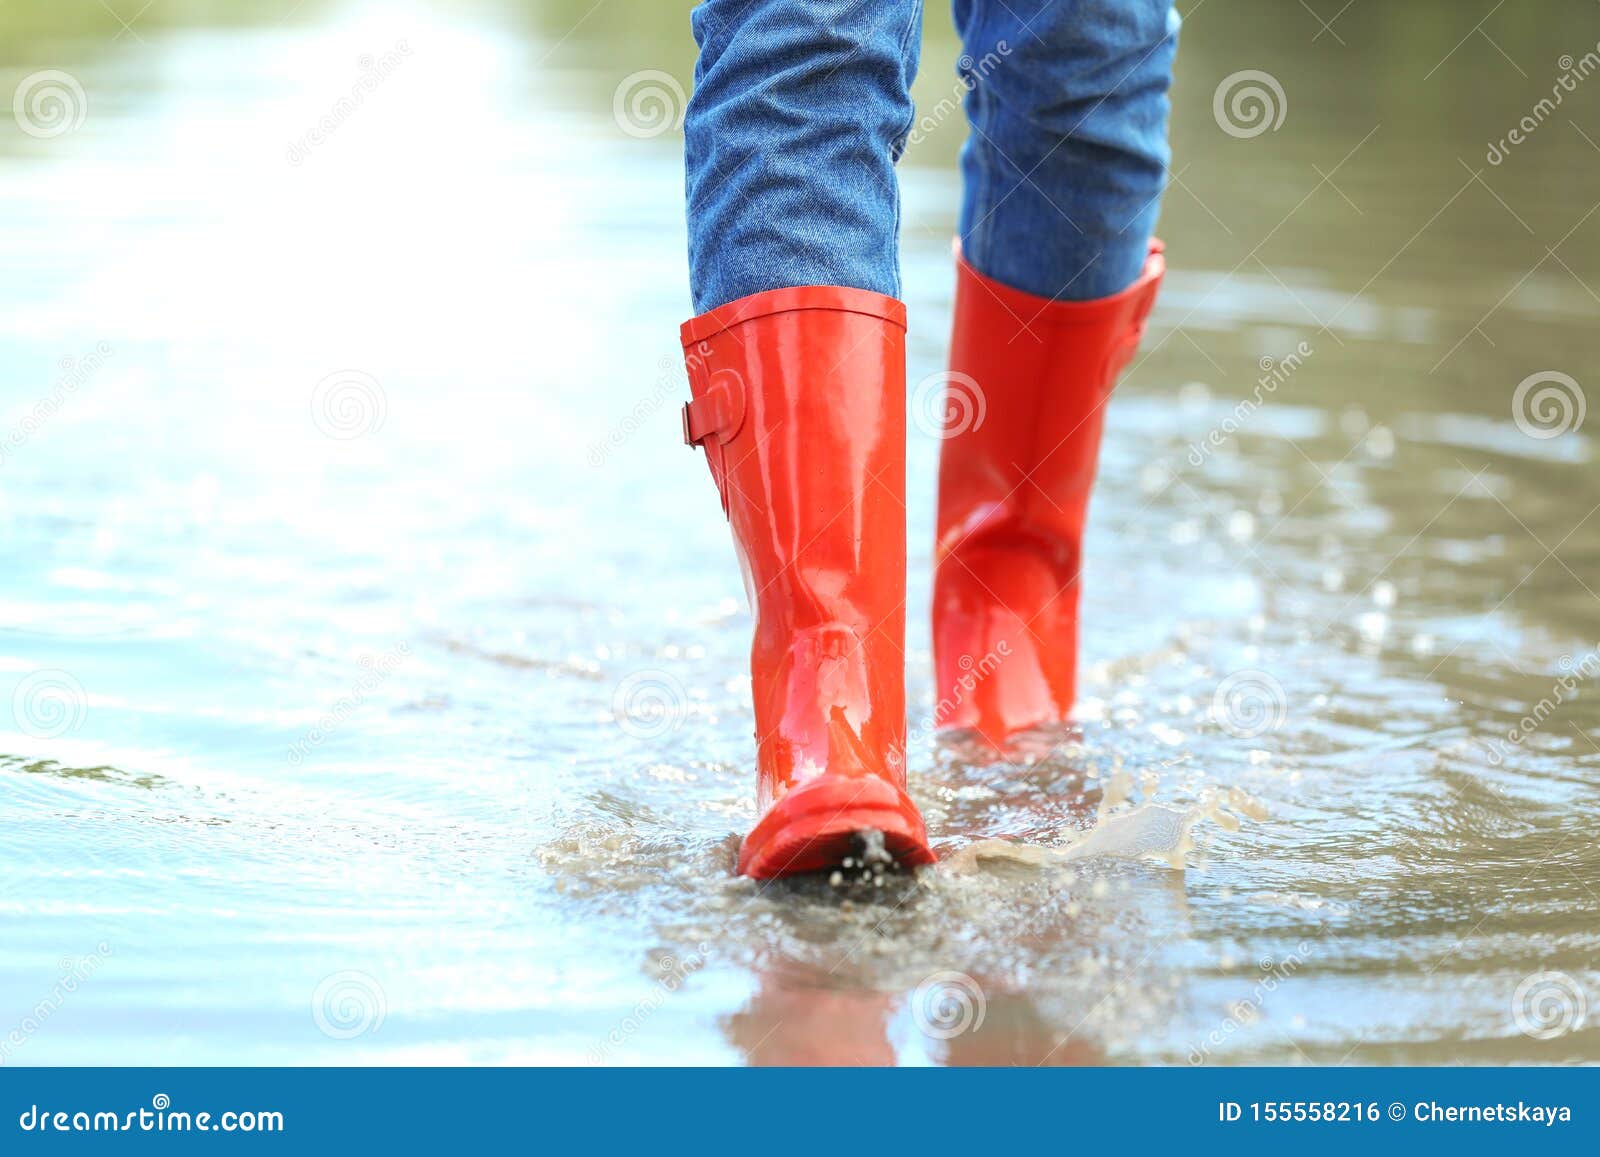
[2, 0, 1598, 1065]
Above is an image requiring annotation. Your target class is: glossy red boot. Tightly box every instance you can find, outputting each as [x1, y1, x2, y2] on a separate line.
[932, 242, 1165, 749]
[681, 286, 935, 878]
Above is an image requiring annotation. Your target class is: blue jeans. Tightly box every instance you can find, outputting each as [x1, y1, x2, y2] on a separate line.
[685, 0, 1179, 313]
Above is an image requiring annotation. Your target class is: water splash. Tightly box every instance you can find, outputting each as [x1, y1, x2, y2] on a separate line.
[944, 778, 1267, 874]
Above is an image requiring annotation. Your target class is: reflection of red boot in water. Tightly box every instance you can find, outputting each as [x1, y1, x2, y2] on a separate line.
[724, 968, 899, 1066]
[933, 243, 1166, 749]
[681, 288, 935, 878]
[724, 966, 1107, 1065]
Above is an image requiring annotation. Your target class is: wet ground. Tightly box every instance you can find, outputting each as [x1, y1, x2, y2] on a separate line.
[2, 0, 1598, 1064]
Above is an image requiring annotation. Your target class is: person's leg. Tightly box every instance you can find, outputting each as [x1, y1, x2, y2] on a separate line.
[685, 0, 924, 312]
[679, 0, 934, 877]
[954, 0, 1178, 299]
[932, 0, 1177, 747]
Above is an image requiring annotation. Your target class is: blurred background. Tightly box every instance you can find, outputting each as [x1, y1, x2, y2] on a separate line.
[1, 0, 1597, 1065]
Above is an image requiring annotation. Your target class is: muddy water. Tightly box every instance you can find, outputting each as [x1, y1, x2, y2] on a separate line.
[2, 0, 1598, 1065]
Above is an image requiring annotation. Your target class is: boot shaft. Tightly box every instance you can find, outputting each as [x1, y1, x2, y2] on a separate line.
[681, 286, 911, 807]
[682, 286, 908, 642]
[937, 242, 1165, 561]
[931, 243, 1165, 745]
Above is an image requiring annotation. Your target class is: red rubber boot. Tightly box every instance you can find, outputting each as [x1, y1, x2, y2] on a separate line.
[681, 286, 935, 878]
[932, 242, 1165, 749]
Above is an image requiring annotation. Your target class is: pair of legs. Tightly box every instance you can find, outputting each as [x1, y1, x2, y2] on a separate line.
[685, 0, 1179, 310]
[679, 0, 1179, 878]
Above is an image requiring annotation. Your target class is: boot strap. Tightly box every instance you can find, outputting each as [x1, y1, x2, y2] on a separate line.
[1100, 274, 1163, 389]
[681, 369, 746, 448]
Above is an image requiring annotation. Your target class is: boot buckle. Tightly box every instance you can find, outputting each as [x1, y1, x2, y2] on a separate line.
[681, 369, 747, 449]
